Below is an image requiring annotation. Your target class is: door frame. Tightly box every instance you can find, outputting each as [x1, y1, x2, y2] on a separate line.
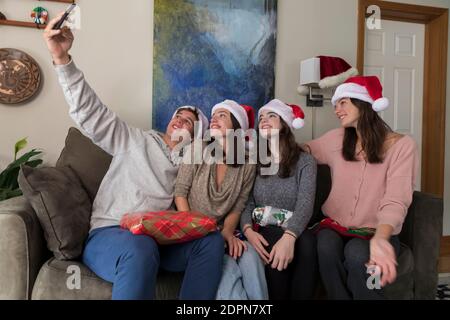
[439, 236, 450, 273]
[357, 0, 448, 197]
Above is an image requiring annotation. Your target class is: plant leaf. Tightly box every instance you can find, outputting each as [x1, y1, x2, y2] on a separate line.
[26, 159, 43, 168]
[14, 137, 28, 161]
[1, 167, 20, 190]
[0, 188, 23, 202]
[5, 149, 42, 171]
[0, 140, 43, 202]
[0, 149, 42, 187]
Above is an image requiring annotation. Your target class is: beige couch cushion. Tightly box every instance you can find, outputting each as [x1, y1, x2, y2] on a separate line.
[32, 258, 183, 300]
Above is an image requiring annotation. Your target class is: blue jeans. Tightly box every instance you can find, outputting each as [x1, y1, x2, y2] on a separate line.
[82, 226, 224, 300]
[215, 241, 269, 300]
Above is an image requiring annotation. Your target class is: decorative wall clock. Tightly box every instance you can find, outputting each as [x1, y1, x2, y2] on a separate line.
[0, 48, 42, 104]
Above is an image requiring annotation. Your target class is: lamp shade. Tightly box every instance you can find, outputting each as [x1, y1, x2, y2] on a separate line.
[299, 57, 321, 86]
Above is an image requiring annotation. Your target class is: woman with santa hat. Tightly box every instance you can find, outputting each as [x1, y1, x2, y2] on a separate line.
[174, 99, 269, 300]
[304, 76, 419, 299]
[240, 99, 319, 300]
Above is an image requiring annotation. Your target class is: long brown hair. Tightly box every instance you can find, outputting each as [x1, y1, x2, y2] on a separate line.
[258, 119, 302, 178]
[343, 98, 392, 163]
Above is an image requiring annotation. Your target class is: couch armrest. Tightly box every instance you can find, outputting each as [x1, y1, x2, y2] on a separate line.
[400, 191, 443, 300]
[0, 196, 49, 299]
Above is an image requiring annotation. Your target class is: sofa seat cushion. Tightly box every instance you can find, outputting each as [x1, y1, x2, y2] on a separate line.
[384, 243, 414, 299]
[31, 258, 183, 300]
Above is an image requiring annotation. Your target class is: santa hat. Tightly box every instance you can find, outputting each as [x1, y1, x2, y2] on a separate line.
[172, 105, 209, 139]
[297, 56, 359, 95]
[211, 100, 255, 131]
[331, 76, 389, 112]
[259, 99, 305, 130]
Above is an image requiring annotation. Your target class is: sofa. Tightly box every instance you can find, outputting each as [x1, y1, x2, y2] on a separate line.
[0, 127, 443, 300]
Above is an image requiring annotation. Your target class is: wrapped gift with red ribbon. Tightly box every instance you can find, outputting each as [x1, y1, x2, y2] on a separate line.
[120, 211, 217, 245]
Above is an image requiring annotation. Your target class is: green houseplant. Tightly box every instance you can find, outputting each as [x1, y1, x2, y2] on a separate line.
[0, 138, 43, 201]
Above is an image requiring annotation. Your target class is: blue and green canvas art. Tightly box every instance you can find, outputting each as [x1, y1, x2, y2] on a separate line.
[153, 0, 277, 132]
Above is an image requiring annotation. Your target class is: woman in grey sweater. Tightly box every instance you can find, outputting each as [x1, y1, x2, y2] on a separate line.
[241, 99, 318, 299]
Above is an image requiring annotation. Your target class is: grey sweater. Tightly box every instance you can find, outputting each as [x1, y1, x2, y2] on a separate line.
[55, 59, 184, 232]
[240, 152, 317, 237]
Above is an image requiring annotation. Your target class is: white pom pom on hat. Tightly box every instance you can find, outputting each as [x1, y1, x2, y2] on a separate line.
[372, 97, 389, 112]
[292, 117, 305, 129]
[331, 76, 389, 112]
[290, 104, 305, 129]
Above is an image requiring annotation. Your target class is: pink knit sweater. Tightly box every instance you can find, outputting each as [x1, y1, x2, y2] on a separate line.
[307, 128, 419, 235]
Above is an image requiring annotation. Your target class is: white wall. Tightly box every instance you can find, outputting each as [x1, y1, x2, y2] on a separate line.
[275, 0, 357, 142]
[1, 0, 449, 234]
[0, 0, 154, 167]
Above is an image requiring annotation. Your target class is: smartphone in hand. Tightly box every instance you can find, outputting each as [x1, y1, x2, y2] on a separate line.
[52, 3, 77, 30]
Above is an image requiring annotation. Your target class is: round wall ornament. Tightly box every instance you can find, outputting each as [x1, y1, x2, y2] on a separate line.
[0, 48, 42, 105]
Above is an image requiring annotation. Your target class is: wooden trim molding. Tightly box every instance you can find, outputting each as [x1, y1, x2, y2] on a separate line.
[439, 236, 450, 273]
[0, 0, 75, 30]
[362, 0, 446, 23]
[357, 0, 448, 197]
[422, 12, 448, 197]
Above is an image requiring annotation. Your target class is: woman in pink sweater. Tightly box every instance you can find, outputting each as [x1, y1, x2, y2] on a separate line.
[304, 76, 419, 299]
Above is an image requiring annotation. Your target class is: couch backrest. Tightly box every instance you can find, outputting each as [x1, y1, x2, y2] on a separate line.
[311, 165, 332, 226]
[57, 128, 334, 224]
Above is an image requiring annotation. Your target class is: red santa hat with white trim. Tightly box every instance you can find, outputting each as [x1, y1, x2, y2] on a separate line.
[298, 56, 359, 95]
[211, 99, 255, 131]
[331, 75, 389, 112]
[258, 99, 305, 130]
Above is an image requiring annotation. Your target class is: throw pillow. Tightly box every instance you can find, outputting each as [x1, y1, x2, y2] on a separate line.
[18, 165, 92, 260]
[56, 127, 112, 201]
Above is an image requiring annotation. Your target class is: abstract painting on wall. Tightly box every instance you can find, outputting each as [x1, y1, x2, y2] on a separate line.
[153, 0, 277, 132]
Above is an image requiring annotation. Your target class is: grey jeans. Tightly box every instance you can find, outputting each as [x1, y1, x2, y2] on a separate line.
[317, 228, 401, 300]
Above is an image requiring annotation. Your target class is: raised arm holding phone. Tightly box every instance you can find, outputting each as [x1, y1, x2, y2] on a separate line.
[43, 12, 73, 66]
[42, 11, 224, 301]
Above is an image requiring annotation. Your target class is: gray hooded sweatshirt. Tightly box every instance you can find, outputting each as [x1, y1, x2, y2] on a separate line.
[55, 59, 184, 232]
